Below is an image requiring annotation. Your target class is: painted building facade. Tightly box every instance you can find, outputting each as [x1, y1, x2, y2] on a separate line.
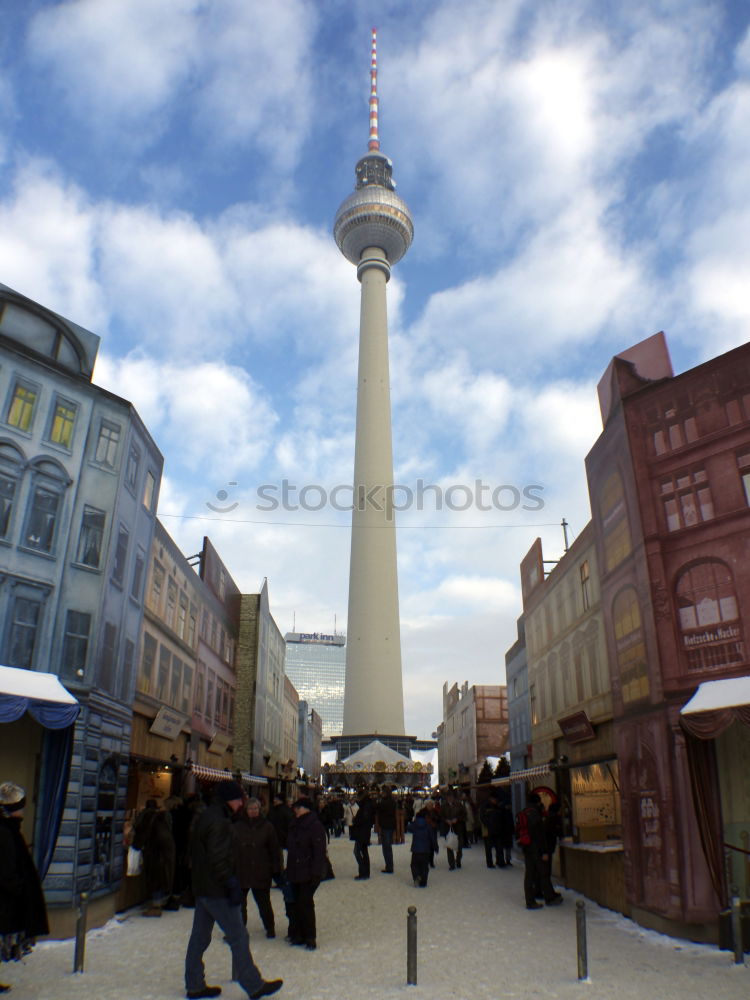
[585, 331, 750, 940]
[437, 681, 508, 786]
[0, 282, 162, 932]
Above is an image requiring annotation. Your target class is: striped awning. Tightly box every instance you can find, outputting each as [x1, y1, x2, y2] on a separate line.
[491, 764, 554, 787]
[188, 763, 268, 784]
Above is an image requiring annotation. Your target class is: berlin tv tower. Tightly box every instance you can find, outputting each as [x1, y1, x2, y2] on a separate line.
[333, 28, 413, 749]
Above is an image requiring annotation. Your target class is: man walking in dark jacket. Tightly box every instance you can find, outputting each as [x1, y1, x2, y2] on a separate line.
[375, 788, 397, 873]
[285, 797, 327, 950]
[184, 781, 283, 1000]
[351, 791, 375, 880]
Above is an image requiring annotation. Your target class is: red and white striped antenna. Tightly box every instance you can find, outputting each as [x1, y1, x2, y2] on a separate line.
[368, 27, 380, 151]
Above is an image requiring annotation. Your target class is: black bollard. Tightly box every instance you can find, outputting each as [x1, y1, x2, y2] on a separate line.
[731, 896, 744, 966]
[73, 891, 89, 973]
[407, 905, 417, 985]
[576, 899, 588, 981]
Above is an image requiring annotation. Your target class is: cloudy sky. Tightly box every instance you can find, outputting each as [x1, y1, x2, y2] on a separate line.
[2, 0, 750, 739]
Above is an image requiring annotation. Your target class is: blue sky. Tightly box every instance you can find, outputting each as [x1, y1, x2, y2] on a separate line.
[2, 0, 750, 739]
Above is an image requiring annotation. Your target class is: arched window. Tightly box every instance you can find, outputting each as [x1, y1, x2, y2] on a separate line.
[612, 587, 649, 704]
[675, 560, 744, 672]
[0, 441, 24, 540]
[599, 470, 632, 572]
[22, 458, 70, 554]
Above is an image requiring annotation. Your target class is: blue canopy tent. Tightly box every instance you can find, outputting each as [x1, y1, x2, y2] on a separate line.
[0, 663, 80, 878]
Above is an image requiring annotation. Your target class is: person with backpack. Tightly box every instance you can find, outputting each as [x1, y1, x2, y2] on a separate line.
[516, 792, 563, 909]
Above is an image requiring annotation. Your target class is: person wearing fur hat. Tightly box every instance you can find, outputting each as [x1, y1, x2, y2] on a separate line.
[184, 780, 283, 1000]
[0, 781, 49, 993]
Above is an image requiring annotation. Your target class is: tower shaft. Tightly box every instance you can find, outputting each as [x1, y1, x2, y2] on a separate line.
[343, 247, 405, 736]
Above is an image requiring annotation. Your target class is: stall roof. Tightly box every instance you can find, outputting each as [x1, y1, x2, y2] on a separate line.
[680, 675, 750, 714]
[0, 664, 78, 704]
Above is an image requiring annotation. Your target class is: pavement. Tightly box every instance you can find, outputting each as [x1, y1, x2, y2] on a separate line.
[2, 835, 747, 999]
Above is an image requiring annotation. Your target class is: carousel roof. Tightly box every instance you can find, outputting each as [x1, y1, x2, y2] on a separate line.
[342, 739, 413, 766]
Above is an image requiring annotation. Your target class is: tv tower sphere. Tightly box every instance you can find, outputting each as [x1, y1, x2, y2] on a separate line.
[333, 152, 414, 268]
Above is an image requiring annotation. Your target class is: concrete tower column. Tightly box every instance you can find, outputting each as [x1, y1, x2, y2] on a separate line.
[344, 246, 404, 736]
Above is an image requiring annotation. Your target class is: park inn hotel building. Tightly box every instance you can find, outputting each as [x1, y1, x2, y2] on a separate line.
[284, 631, 346, 738]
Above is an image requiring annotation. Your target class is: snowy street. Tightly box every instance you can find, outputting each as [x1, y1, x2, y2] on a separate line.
[4, 835, 747, 1000]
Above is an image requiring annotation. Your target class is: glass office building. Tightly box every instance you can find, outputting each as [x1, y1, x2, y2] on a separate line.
[284, 632, 346, 738]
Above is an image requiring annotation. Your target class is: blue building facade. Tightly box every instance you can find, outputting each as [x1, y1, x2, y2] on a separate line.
[0, 282, 162, 929]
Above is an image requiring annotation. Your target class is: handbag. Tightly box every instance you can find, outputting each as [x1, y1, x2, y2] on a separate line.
[127, 845, 143, 877]
[445, 830, 459, 852]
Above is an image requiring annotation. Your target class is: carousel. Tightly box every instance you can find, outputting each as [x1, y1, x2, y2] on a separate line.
[321, 739, 433, 789]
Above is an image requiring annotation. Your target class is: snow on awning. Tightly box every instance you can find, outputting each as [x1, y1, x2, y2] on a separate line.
[680, 675, 750, 740]
[491, 764, 554, 787]
[188, 763, 267, 784]
[0, 663, 80, 730]
[680, 675, 750, 714]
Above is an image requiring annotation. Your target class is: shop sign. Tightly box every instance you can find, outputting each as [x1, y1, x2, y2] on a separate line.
[149, 706, 189, 741]
[208, 731, 231, 755]
[557, 710, 596, 743]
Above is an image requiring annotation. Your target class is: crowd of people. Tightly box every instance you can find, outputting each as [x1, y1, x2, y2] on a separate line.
[0, 776, 565, 998]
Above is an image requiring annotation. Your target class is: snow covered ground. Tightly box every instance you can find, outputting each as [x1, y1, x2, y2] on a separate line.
[3, 835, 747, 999]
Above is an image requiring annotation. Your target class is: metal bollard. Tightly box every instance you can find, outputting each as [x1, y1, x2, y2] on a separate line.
[73, 891, 89, 973]
[576, 899, 588, 981]
[731, 896, 744, 965]
[407, 905, 417, 985]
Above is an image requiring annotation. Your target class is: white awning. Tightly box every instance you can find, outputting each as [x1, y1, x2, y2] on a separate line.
[0, 664, 78, 704]
[680, 675, 750, 714]
[189, 763, 267, 784]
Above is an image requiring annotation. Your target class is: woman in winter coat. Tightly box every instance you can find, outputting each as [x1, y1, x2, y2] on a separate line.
[131, 798, 176, 915]
[0, 782, 49, 993]
[406, 809, 439, 888]
[232, 797, 282, 938]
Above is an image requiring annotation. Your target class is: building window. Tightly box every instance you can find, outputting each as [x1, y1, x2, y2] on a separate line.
[188, 605, 197, 648]
[143, 470, 156, 511]
[111, 525, 129, 585]
[139, 633, 157, 694]
[649, 402, 698, 457]
[737, 451, 750, 506]
[0, 443, 23, 540]
[5, 594, 42, 668]
[61, 610, 91, 679]
[24, 484, 60, 552]
[131, 550, 145, 602]
[181, 664, 193, 714]
[205, 671, 215, 725]
[676, 560, 744, 672]
[170, 655, 182, 708]
[612, 587, 649, 704]
[120, 638, 135, 702]
[95, 420, 121, 468]
[6, 381, 38, 432]
[76, 505, 105, 567]
[166, 579, 177, 630]
[150, 560, 165, 608]
[125, 445, 140, 493]
[195, 662, 205, 717]
[660, 469, 714, 532]
[99, 622, 118, 692]
[580, 560, 591, 611]
[177, 593, 188, 640]
[47, 397, 76, 449]
[599, 470, 631, 573]
[156, 645, 170, 701]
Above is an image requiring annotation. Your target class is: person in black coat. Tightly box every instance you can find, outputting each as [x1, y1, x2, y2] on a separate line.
[267, 795, 294, 850]
[132, 798, 176, 915]
[375, 788, 397, 873]
[233, 798, 282, 938]
[0, 782, 48, 993]
[350, 791, 375, 879]
[520, 793, 563, 910]
[406, 809, 439, 888]
[184, 781, 282, 1000]
[285, 798, 326, 950]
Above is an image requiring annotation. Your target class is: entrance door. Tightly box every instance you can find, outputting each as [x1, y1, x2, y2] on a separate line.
[716, 721, 750, 899]
[0, 714, 42, 847]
